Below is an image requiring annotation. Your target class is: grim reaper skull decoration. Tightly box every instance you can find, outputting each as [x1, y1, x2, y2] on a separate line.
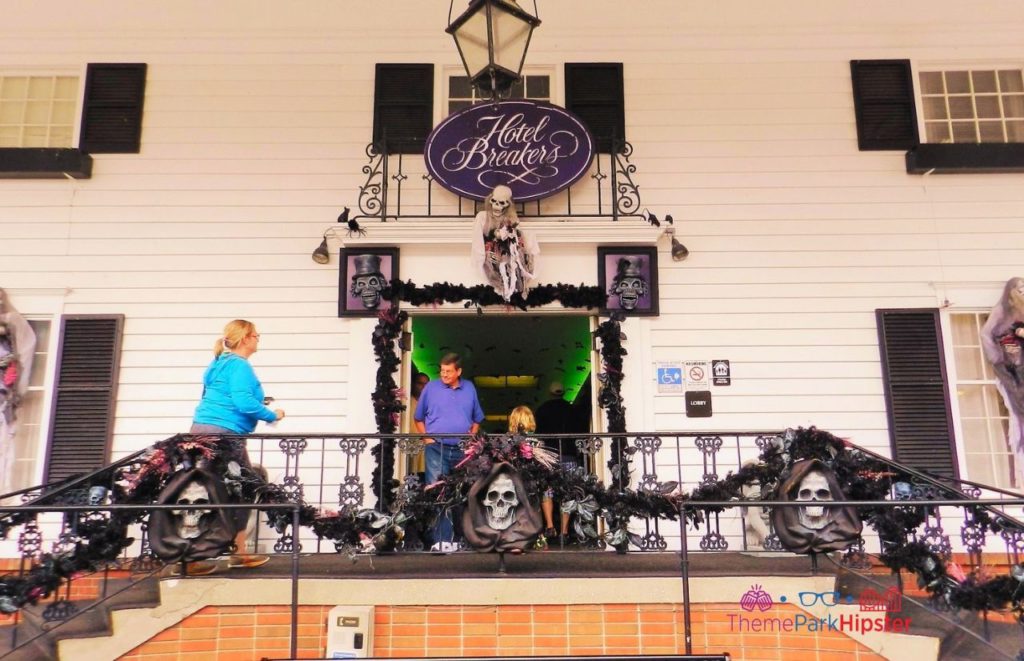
[349, 254, 386, 309]
[172, 480, 212, 539]
[148, 468, 237, 563]
[471, 185, 540, 302]
[463, 462, 542, 553]
[770, 458, 862, 555]
[610, 257, 648, 311]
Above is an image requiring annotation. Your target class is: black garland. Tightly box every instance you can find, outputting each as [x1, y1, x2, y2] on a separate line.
[370, 306, 407, 511]
[594, 313, 630, 489]
[384, 280, 606, 312]
[687, 427, 1024, 622]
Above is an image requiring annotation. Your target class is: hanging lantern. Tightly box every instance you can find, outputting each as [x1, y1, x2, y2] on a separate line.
[447, 0, 541, 98]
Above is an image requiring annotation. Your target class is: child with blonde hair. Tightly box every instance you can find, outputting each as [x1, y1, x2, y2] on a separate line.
[508, 405, 536, 435]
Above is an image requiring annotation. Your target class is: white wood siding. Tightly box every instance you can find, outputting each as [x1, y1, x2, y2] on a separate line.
[1, 1, 1023, 499]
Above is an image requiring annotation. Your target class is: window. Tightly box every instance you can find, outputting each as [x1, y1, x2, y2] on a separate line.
[949, 312, 1015, 489]
[920, 69, 1024, 143]
[447, 72, 551, 114]
[565, 63, 625, 153]
[0, 75, 78, 148]
[3, 319, 51, 495]
[373, 64, 434, 154]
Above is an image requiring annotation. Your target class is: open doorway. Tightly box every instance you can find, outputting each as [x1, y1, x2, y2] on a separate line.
[404, 313, 595, 435]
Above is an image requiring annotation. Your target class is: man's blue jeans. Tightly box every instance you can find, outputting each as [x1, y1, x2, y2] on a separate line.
[425, 442, 465, 544]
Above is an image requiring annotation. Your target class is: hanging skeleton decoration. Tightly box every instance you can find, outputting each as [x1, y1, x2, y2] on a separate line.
[609, 257, 649, 311]
[0, 291, 37, 495]
[771, 459, 862, 555]
[982, 277, 1024, 484]
[148, 468, 237, 563]
[349, 254, 387, 309]
[462, 462, 542, 552]
[471, 185, 540, 301]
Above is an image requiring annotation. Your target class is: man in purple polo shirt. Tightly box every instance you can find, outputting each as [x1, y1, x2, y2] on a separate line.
[414, 353, 485, 552]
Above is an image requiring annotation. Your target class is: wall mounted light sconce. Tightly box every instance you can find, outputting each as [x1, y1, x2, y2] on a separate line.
[671, 237, 689, 262]
[311, 228, 342, 265]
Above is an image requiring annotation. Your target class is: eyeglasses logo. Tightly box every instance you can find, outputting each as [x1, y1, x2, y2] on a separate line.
[739, 584, 773, 612]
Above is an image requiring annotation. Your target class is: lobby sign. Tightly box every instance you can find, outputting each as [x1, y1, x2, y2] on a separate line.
[424, 100, 595, 203]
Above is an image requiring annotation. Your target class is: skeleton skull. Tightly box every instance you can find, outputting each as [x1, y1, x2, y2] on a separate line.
[489, 185, 513, 218]
[171, 480, 211, 539]
[613, 276, 648, 310]
[351, 273, 386, 309]
[483, 473, 518, 530]
[795, 470, 833, 530]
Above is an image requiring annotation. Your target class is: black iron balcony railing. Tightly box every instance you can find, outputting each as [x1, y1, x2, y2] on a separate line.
[2, 431, 1024, 659]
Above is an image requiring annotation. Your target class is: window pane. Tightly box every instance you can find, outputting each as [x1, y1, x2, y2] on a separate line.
[1, 77, 29, 98]
[0, 100, 24, 124]
[448, 76, 472, 99]
[972, 70, 997, 93]
[448, 100, 472, 114]
[951, 121, 977, 142]
[922, 97, 947, 120]
[951, 314, 979, 345]
[48, 126, 72, 148]
[945, 71, 970, 94]
[925, 121, 950, 143]
[1007, 120, 1024, 142]
[975, 95, 1000, 118]
[958, 384, 985, 417]
[999, 70, 1024, 93]
[1004, 95, 1024, 118]
[0, 126, 19, 146]
[24, 100, 50, 124]
[54, 76, 77, 99]
[920, 72, 945, 94]
[51, 100, 75, 125]
[22, 126, 48, 147]
[954, 347, 984, 379]
[978, 121, 1004, 143]
[526, 75, 549, 98]
[948, 96, 975, 119]
[508, 78, 524, 99]
[965, 453, 996, 487]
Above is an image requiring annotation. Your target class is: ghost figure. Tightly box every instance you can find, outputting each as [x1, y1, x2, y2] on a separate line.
[171, 480, 212, 539]
[982, 277, 1024, 484]
[148, 468, 238, 563]
[609, 257, 648, 311]
[471, 185, 540, 301]
[462, 462, 542, 553]
[770, 459, 862, 555]
[350, 254, 387, 309]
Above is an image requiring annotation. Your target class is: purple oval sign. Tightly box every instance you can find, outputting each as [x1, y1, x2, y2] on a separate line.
[424, 100, 595, 203]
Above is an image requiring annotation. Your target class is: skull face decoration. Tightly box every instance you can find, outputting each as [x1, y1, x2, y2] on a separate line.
[795, 469, 833, 530]
[349, 254, 386, 309]
[489, 185, 513, 218]
[483, 473, 517, 530]
[462, 463, 543, 553]
[770, 459, 862, 555]
[610, 257, 648, 311]
[171, 480, 212, 539]
[148, 468, 237, 563]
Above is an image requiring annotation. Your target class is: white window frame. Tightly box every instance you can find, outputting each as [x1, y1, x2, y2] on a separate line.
[912, 61, 1024, 144]
[0, 68, 84, 149]
[941, 307, 1016, 490]
[438, 64, 558, 122]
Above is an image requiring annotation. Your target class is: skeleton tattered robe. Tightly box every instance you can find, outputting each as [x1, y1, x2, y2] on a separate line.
[770, 459, 862, 555]
[149, 468, 238, 562]
[981, 277, 1024, 484]
[471, 212, 540, 302]
[0, 293, 37, 494]
[462, 462, 543, 553]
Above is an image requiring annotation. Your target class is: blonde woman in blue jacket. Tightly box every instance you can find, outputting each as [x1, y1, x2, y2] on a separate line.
[191, 319, 284, 569]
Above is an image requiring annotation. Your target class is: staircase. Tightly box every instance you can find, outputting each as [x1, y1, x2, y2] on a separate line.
[0, 575, 160, 661]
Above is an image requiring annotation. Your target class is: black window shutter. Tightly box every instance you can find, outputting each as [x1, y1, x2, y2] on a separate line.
[851, 60, 919, 151]
[373, 64, 434, 154]
[565, 63, 625, 154]
[79, 63, 147, 154]
[876, 309, 958, 478]
[44, 315, 124, 484]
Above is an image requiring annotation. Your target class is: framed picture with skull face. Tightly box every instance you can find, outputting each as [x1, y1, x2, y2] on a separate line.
[338, 247, 399, 317]
[597, 245, 659, 317]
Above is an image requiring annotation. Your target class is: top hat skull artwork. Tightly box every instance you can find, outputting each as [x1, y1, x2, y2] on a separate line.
[770, 458, 862, 555]
[350, 254, 386, 309]
[462, 462, 543, 553]
[610, 257, 649, 311]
